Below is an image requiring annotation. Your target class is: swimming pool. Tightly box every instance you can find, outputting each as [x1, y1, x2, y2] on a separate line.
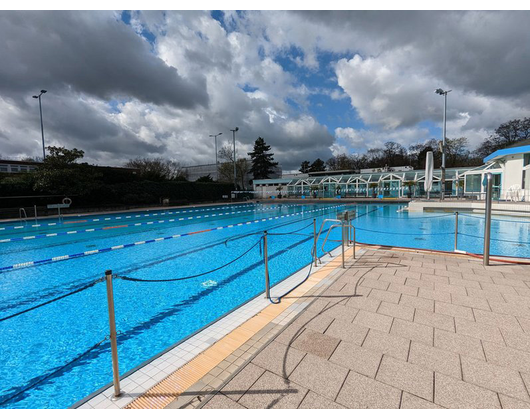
[0, 202, 528, 409]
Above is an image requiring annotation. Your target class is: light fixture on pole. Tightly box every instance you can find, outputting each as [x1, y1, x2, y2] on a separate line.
[435, 88, 451, 201]
[209, 132, 222, 180]
[32, 89, 47, 160]
[230, 127, 239, 189]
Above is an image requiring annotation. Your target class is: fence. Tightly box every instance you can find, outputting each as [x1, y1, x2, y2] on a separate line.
[2, 196, 530, 408]
[0, 206, 351, 408]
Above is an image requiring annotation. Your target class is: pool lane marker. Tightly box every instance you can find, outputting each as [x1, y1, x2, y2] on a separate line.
[0, 204, 305, 243]
[0, 203, 277, 231]
[0, 205, 343, 272]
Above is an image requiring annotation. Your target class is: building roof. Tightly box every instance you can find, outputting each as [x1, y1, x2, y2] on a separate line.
[483, 144, 530, 163]
[252, 178, 291, 185]
[0, 159, 42, 165]
[254, 166, 475, 186]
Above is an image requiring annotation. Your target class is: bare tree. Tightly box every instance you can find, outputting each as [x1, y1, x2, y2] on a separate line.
[126, 157, 188, 181]
[218, 146, 251, 189]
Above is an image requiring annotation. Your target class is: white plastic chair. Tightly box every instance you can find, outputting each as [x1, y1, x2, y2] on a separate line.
[506, 184, 522, 201]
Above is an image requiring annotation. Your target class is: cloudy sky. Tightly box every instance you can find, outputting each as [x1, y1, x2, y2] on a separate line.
[1, 10, 529, 169]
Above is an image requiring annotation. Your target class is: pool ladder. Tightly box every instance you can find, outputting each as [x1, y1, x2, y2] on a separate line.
[19, 208, 28, 225]
[314, 218, 356, 269]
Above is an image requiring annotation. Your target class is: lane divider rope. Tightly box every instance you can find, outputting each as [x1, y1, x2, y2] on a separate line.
[0, 205, 344, 272]
[0, 204, 302, 243]
[0, 202, 285, 231]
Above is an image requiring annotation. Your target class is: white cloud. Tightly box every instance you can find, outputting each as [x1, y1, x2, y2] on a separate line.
[2, 10, 530, 169]
[335, 126, 431, 151]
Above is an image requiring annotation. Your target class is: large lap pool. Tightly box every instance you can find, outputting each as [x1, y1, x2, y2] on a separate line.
[0, 202, 528, 409]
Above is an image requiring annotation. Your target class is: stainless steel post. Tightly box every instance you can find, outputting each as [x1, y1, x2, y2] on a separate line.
[105, 270, 121, 398]
[34, 204, 38, 224]
[454, 212, 459, 251]
[341, 222, 345, 268]
[313, 219, 317, 267]
[352, 226, 356, 260]
[38, 94, 46, 160]
[483, 173, 493, 266]
[263, 232, 270, 299]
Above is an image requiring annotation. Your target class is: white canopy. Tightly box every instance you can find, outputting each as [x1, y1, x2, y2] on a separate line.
[424, 151, 434, 195]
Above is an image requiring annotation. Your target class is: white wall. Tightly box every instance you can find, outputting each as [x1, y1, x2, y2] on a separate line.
[501, 154, 524, 197]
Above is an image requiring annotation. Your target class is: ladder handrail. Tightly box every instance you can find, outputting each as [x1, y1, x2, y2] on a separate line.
[312, 217, 358, 267]
[321, 223, 342, 253]
[19, 208, 28, 220]
[312, 218, 341, 260]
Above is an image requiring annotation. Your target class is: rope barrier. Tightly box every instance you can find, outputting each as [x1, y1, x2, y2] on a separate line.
[117, 238, 263, 282]
[267, 220, 316, 236]
[353, 226, 453, 236]
[0, 205, 343, 272]
[269, 258, 314, 305]
[0, 337, 108, 406]
[373, 213, 453, 220]
[223, 216, 324, 246]
[0, 277, 105, 323]
[459, 213, 530, 223]
[458, 232, 530, 245]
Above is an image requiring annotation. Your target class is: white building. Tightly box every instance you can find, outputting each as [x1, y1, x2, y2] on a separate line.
[253, 140, 530, 201]
[468, 140, 530, 201]
[0, 159, 40, 173]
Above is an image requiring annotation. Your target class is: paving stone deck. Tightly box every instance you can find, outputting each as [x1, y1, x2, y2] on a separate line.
[201, 248, 530, 409]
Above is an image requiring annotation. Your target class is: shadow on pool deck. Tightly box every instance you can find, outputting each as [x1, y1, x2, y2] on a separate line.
[199, 249, 530, 409]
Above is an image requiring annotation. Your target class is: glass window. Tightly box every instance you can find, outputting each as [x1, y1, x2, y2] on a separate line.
[465, 174, 482, 192]
[523, 169, 530, 190]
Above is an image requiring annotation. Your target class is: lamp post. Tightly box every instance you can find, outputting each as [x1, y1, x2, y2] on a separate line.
[435, 88, 451, 201]
[209, 132, 222, 180]
[32, 90, 47, 160]
[230, 127, 239, 190]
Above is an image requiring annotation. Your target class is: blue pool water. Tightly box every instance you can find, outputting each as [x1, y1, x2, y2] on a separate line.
[0, 202, 529, 409]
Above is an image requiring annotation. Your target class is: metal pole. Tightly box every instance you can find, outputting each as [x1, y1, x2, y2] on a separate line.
[441, 92, 447, 201]
[341, 222, 345, 268]
[38, 95, 46, 160]
[105, 270, 121, 398]
[483, 173, 493, 266]
[313, 218, 318, 267]
[215, 135, 219, 180]
[352, 226, 356, 260]
[232, 130, 237, 190]
[34, 204, 38, 225]
[454, 212, 459, 251]
[263, 232, 270, 299]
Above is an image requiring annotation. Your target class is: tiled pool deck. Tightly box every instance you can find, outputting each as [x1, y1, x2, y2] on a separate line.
[78, 246, 530, 409]
[199, 248, 530, 409]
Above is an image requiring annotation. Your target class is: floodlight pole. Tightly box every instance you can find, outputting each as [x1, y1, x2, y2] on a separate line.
[32, 90, 47, 160]
[441, 92, 447, 201]
[435, 88, 451, 201]
[209, 132, 222, 180]
[230, 127, 239, 190]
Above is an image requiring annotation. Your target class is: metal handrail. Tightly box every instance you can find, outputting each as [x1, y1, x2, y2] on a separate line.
[321, 224, 342, 251]
[19, 208, 28, 225]
[312, 218, 341, 263]
[315, 218, 357, 268]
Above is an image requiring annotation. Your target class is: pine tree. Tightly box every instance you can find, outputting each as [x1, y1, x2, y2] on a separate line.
[309, 158, 326, 172]
[299, 160, 310, 173]
[248, 137, 278, 179]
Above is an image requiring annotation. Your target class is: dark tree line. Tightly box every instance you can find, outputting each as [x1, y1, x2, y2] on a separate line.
[476, 117, 530, 158]
[300, 117, 530, 173]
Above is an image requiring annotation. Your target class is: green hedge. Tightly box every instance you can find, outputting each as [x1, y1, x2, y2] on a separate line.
[79, 181, 233, 206]
[0, 178, 234, 210]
